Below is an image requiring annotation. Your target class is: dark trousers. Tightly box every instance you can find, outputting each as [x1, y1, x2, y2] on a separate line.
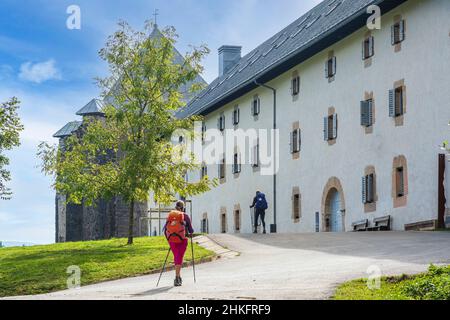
[254, 208, 266, 230]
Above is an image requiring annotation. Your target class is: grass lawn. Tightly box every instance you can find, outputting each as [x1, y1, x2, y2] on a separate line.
[0, 236, 214, 297]
[333, 265, 450, 300]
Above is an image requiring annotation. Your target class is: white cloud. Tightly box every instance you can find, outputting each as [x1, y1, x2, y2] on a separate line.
[19, 59, 62, 84]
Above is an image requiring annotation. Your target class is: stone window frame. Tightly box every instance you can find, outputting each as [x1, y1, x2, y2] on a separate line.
[232, 105, 240, 127]
[292, 187, 301, 223]
[325, 51, 336, 83]
[363, 165, 378, 213]
[392, 155, 408, 208]
[391, 15, 406, 52]
[391, 79, 407, 127]
[324, 107, 338, 146]
[220, 207, 227, 234]
[218, 154, 226, 184]
[232, 147, 241, 178]
[361, 91, 376, 134]
[291, 70, 300, 101]
[218, 113, 226, 132]
[233, 204, 241, 233]
[252, 94, 261, 119]
[201, 212, 209, 234]
[362, 31, 374, 68]
[290, 121, 301, 160]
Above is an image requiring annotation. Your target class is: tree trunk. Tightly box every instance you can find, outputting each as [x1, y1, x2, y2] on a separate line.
[127, 200, 135, 245]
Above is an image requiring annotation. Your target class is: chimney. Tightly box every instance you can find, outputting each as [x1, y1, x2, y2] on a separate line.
[218, 45, 242, 77]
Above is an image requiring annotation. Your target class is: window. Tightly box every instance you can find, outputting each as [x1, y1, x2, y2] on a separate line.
[201, 121, 207, 143]
[391, 20, 405, 45]
[360, 99, 373, 127]
[396, 167, 405, 197]
[201, 163, 208, 179]
[251, 141, 260, 168]
[290, 129, 301, 153]
[218, 156, 226, 179]
[234, 210, 241, 232]
[323, 114, 338, 141]
[233, 152, 241, 174]
[325, 56, 336, 78]
[389, 87, 404, 117]
[291, 75, 300, 96]
[232, 106, 240, 125]
[293, 194, 300, 220]
[217, 114, 225, 131]
[221, 213, 227, 233]
[362, 174, 375, 204]
[362, 36, 374, 60]
[201, 217, 209, 233]
[252, 96, 261, 116]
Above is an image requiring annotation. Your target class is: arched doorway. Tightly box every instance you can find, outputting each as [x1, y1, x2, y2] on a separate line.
[325, 188, 343, 232]
[321, 177, 346, 232]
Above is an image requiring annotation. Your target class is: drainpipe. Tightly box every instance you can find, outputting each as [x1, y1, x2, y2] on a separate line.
[254, 79, 277, 233]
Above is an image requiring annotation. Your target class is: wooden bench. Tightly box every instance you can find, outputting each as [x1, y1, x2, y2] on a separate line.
[368, 215, 391, 231]
[352, 219, 369, 232]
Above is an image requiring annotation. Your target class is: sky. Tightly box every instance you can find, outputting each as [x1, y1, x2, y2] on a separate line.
[0, 0, 322, 244]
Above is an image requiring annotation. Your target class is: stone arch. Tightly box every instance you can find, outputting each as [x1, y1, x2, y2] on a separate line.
[321, 177, 346, 232]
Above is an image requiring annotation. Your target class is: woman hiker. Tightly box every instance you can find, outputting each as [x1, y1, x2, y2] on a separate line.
[163, 200, 194, 287]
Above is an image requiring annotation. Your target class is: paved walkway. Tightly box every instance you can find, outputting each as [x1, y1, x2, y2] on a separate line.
[6, 232, 450, 300]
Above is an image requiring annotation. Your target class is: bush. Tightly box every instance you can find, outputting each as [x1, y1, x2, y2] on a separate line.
[402, 265, 450, 300]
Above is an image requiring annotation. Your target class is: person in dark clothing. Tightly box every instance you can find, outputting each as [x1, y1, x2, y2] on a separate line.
[250, 191, 268, 234]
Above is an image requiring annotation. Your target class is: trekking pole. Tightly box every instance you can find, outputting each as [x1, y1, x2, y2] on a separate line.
[156, 247, 171, 287]
[190, 235, 196, 283]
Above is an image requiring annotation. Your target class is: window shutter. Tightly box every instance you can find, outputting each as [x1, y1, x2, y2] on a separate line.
[290, 131, 294, 153]
[368, 100, 373, 126]
[368, 174, 374, 203]
[362, 40, 365, 60]
[369, 36, 374, 57]
[391, 25, 395, 45]
[325, 60, 329, 78]
[332, 114, 338, 139]
[238, 153, 241, 173]
[323, 117, 329, 141]
[362, 176, 367, 204]
[332, 56, 337, 76]
[360, 101, 367, 126]
[257, 97, 261, 115]
[399, 20, 405, 42]
[389, 89, 395, 117]
[298, 129, 302, 152]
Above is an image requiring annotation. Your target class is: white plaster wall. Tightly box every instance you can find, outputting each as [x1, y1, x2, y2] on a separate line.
[189, 0, 450, 233]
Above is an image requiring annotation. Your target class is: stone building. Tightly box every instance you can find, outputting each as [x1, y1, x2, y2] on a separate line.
[181, 0, 450, 234]
[54, 26, 207, 242]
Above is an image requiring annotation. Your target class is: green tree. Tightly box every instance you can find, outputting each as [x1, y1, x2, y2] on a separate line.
[0, 97, 24, 200]
[38, 22, 215, 245]
[443, 121, 449, 160]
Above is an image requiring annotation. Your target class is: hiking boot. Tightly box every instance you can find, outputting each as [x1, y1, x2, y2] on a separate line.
[174, 277, 182, 287]
[263, 229, 267, 234]
[253, 230, 257, 234]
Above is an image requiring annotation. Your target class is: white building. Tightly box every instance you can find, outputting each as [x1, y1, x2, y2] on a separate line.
[176, 0, 450, 234]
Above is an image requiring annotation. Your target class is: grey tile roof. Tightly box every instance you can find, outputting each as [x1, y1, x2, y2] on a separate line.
[53, 121, 82, 138]
[76, 99, 105, 116]
[178, 0, 388, 118]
